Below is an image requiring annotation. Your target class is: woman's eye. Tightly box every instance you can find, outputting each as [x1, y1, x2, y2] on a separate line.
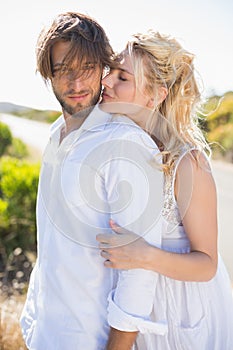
[119, 75, 127, 81]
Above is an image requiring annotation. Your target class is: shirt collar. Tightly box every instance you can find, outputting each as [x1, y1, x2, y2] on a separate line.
[49, 105, 111, 142]
[81, 105, 111, 132]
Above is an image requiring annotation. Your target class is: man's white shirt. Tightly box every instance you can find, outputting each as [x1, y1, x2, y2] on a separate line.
[20, 106, 167, 349]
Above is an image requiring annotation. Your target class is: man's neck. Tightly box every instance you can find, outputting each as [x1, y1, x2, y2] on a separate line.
[60, 107, 94, 143]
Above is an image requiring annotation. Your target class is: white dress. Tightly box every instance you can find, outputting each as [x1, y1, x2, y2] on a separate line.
[135, 148, 233, 350]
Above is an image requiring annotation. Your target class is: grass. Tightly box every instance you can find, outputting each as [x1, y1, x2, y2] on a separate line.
[0, 295, 27, 350]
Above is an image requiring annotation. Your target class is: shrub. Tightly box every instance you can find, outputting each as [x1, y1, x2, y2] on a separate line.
[0, 157, 40, 255]
[13, 108, 62, 123]
[199, 91, 233, 157]
[0, 122, 12, 156]
[6, 138, 28, 159]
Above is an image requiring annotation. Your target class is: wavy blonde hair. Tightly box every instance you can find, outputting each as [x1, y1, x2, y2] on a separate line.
[127, 31, 210, 172]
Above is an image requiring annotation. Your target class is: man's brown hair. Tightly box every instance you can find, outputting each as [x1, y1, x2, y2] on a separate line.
[36, 12, 114, 81]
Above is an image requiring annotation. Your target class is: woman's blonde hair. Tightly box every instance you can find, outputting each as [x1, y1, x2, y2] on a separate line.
[127, 31, 210, 172]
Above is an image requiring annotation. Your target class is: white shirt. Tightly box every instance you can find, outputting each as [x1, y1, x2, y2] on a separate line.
[20, 106, 167, 350]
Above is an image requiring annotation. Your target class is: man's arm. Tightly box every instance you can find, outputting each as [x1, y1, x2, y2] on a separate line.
[103, 131, 164, 348]
[106, 328, 138, 350]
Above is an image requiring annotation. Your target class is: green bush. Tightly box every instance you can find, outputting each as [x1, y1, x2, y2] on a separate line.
[13, 109, 62, 123]
[0, 122, 12, 156]
[6, 138, 28, 159]
[208, 124, 233, 155]
[0, 157, 40, 255]
[199, 91, 233, 157]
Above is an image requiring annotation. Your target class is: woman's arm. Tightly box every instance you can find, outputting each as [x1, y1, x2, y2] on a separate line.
[97, 154, 218, 282]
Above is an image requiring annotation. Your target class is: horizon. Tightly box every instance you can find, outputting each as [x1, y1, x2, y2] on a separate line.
[1, 90, 233, 113]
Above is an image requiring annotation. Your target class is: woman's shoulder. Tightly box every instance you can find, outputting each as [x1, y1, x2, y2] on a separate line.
[175, 146, 212, 177]
[174, 147, 216, 199]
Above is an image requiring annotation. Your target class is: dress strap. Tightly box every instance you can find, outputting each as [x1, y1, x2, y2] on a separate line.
[170, 147, 199, 204]
[162, 146, 211, 225]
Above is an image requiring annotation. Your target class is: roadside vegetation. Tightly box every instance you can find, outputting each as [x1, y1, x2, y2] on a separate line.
[0, 121, 38, 349]
[200, 91, 233, 161]
[12, 108, 61, 124]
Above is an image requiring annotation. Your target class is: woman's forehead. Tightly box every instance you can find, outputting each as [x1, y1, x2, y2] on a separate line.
[116, 51, 134, 75]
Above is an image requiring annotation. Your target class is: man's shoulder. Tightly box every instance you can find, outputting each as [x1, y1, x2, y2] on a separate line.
[105, 115, 158, 151]
[50, 114, 64, 135]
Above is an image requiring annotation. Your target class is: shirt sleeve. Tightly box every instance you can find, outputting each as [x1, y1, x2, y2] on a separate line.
[20, 262, 39, 346]
[103, 130, 168, 335]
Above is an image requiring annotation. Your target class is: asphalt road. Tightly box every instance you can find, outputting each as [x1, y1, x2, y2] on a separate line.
[1, 113, 233, 282]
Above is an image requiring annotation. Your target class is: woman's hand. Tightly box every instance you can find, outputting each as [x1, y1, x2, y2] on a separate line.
[96, 220, 151, 269]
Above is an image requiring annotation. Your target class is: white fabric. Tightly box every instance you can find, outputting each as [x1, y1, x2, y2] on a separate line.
[134, 148, 233, 350]
[107, 290, 168, 334]
[20, 106, 164, 350]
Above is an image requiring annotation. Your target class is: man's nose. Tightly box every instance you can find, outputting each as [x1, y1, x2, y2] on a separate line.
[67, 72, 86, 88]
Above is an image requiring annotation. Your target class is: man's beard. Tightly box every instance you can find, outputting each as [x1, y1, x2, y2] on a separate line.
[53, 88, 101, 118]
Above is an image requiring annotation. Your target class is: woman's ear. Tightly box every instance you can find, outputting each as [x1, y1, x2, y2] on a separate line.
[146, 87, 168, 109]
[158, 86, 168, 104]
[146, 97, 156, 109]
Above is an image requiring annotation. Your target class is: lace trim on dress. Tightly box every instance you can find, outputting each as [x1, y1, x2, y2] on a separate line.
[162, 170, 181, 225]
[162, 146, 198, 225]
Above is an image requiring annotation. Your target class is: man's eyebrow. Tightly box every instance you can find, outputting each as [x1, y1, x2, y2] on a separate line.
[84, 61, 96, 65]
[52, 63, 67, 68]
[53, 62, 96, 68]
[51, 63, 69, 75]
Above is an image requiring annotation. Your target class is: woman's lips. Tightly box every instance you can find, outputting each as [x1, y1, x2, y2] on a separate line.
[102, 92, 114, 101]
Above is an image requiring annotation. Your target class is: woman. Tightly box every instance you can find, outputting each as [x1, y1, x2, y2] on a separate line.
[97, 31, 233, 349]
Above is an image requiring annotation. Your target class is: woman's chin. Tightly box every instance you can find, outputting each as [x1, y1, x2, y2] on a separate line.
[99, 101, 122, 114]
[99, 101, 140, 116]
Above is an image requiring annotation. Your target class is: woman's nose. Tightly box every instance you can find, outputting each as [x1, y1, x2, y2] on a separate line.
[102, 73, 114, 88]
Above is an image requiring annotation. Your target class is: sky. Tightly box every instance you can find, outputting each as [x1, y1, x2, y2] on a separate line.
[1, 0, 233, 111]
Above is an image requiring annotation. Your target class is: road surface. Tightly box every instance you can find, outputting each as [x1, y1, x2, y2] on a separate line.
[0, 113, 50, 153]
[1, 113, 233, 282]
[211, 160, 233, 282]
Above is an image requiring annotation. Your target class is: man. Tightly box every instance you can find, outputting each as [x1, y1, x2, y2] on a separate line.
[20, 12, 165, 349]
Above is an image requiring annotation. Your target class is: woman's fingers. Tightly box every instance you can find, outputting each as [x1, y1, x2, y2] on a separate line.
[101, 250, 117, 268]
[100, 250, 109, 258]
[96, 233, 111, 243]
[109, 219, 130, 235]
[96, 221, 142, 256]
[103, 259, 114, 268]
[96, 232, 127, 248]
